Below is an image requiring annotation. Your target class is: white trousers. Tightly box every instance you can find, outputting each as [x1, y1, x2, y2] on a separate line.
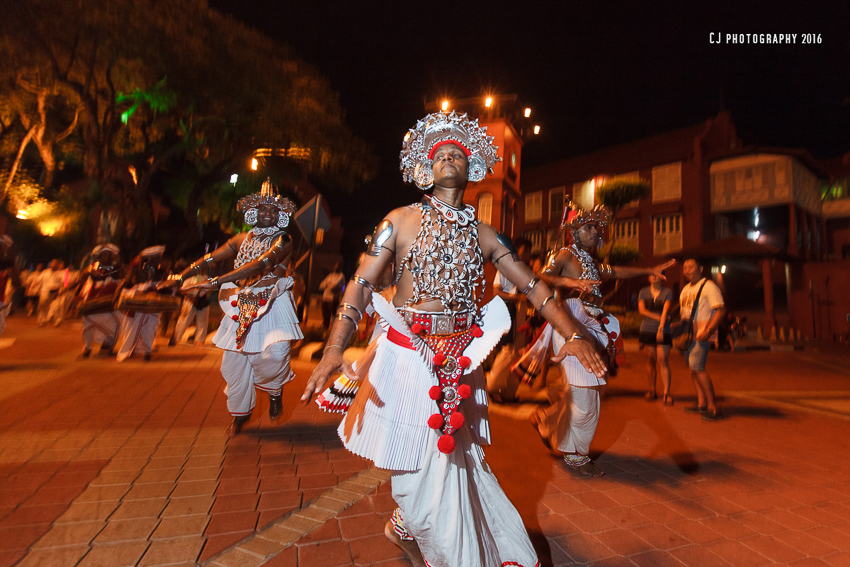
[537, 384, 601, 456]
[220, 341, 293, 416]
[83, 311, 121, 349]
[173, 299, 209, 345]
[391, 427, 538, 567]
[116, 313, 160, 361]
[37, 290, 58, 325]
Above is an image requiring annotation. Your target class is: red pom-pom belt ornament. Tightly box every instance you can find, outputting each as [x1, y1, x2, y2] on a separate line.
[420, 328, 476, 455]
[233, 288, 273, 349]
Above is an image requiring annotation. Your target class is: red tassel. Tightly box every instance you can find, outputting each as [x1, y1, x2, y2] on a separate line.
[410, 323, 423, 335]
[457, 384, 472, 399]
[427, 414, 444, 429]
[458, 356, 470, 369]
[471, 325, 483, 338]
[433, 352, 446, 366]
[259, 299, 267, 306]
[231, 315, 238, 321]
[251, 312, 257, 319]
[601, 317, 610, 324]
[231, 300, 238, 307]
[609, 331, 617, 340]
[437, 434, 456, 454]
[449, 412, 465, 429]
[429, 386, 442, 400]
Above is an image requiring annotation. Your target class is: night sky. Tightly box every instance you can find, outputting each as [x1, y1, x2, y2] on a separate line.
[209, 0, 849, 244]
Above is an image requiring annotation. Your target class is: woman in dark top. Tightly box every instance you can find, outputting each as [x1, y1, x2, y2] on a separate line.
[637, 274, 674, 404]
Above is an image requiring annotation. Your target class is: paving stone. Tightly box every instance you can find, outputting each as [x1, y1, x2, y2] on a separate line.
[297, 540, 352, 567]
[138, 536, 204, 566]
[161, 495, 215, 517]
[32, 520, 106, 548]
[77, 541, 151, 567]
[13, 544, 89, 567]
[151, 514, 210, 539]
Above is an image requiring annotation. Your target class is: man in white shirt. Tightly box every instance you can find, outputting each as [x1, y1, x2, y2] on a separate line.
[679, 257, 725, 421]
[319, 263, 345, 330]
[37, 260, 64, 327]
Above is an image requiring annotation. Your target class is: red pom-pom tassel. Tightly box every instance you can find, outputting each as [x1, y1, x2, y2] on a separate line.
[428, 386, 442, 400]
[458, 356, 470, 369]
[410, 323, 423, 335]
[259, 299, 267, 306]
[471, 325, 483, 338]
[449, 412, 465, 429]
[231, 315, 238, 321]
[601, 317, 610, 325]
[231, 300, 238, 307]
[609, 331, 618, 340]
[433, 352, 446, 366]
[251, 312, 257, 319]
[437, 434, 456, 454]
[427, 413, 444, 429]
[457, 384, 472, 399]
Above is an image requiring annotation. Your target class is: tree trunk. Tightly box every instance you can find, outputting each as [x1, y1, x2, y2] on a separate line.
[2, 124, 37, 200]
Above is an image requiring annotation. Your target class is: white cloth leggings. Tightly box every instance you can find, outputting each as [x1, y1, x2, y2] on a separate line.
[537, 384, 601, 456]
[220, 341, 294, 416]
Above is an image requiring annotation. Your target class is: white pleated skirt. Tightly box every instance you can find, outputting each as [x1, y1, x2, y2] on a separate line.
[213, 277, 303, 354]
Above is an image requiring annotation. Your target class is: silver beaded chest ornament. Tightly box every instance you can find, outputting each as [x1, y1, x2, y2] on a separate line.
[398, 111, 501, 454]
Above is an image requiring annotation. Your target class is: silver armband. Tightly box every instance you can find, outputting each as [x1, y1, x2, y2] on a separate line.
[350, 275, 376, 292]
[520, 277, 540, 295]
[366, 219, 393, 256]
[599, 263, 613, 278]
[538, 294, 556, 311]
[203, 254, 215, 265]
[337, 303, 363, 321]
[336, 312, 358, 326]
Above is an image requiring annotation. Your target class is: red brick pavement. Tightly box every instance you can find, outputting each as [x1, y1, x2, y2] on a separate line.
[3, 316, 850, 566]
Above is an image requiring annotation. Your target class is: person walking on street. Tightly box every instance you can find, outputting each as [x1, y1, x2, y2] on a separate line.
[680, 257, 725, 421]
[638, 274, 674, 404]
[24, 263, 44, 317]
[36, 260, 63, 327]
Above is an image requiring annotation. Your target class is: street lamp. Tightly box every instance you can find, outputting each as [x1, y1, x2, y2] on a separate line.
[533, 125, 541, 135]
[251, 158, 258, 171]
[441, 100, 449, 111]
[230, 174, 238, 185]
[525, 108, 532, 118]
[485, 97, 492, 108]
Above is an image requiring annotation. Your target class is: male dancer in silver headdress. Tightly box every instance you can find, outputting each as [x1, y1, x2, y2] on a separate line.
[303, 112, 606, 567]
[169, 179, 301, 434]
[77, 244, 123, 356]
[532, 203, 674, 477]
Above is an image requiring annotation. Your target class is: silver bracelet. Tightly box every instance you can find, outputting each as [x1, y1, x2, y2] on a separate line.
[520, 277, 540, 295]
[350, 275, 376, 292]
[568, 333, 587, 343]
[208, 277, 220, 291]
[323, 344, 345, 353]
[338, 303, 363, 321]
[336, 313, 358, 326]
[538, 294, 556, 311]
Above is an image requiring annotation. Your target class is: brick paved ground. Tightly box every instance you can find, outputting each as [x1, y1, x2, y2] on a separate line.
[2, 313, 850, 566]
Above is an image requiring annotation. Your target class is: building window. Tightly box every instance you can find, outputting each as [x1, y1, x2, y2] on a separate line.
[525, 191, 543, 222]
[477, 193, 493, 226]
[614, 219, 639, 249]
[523, 230, 544, 253]
[652, 162, 682, 203]
[549, 187, 565, 222]
[716, 215, 729, 239]
[653, 214, 682, 255]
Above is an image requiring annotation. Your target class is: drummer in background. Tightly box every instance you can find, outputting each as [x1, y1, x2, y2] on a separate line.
[76, 244, 123, 357]
[116, 246, 166, 362]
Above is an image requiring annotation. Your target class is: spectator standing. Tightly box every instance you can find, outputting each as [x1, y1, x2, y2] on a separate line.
[172, 274, 210, 346]
[638, 274, 674, 404]
[679, 257, 725, 421]
[319, 262, 344, 330]
[24, 263, 44, 316]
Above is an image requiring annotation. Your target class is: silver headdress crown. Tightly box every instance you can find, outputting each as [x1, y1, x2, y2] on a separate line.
[237, 178, 297, 228]
[561, 201, 612, 230]
[400, 111, 501, 190]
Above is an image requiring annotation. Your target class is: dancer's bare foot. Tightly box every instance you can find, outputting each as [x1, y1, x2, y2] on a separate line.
[384, 521, 425, 567]
[567, 461, 605, 477]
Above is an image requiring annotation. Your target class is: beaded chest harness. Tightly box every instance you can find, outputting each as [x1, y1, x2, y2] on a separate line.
[233, 231, 283, 269]
[398, 197, 485, 316]
[230, 232, 283, 348]
[567, 244, 604, 316]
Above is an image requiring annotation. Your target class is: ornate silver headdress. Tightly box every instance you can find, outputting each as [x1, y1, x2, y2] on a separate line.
[237, 178, 297, 228]
[561, 201, 612, 230]
[400, 111, 501, 190]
